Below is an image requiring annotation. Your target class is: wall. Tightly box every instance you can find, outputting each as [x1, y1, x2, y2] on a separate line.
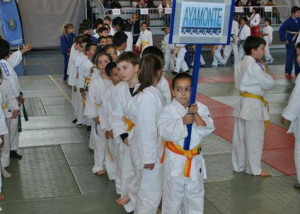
[18, 0, 85, 48]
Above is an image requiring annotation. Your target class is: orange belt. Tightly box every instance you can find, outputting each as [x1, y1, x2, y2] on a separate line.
[161, 141, 202, 177]
[123, 116, 135, 132]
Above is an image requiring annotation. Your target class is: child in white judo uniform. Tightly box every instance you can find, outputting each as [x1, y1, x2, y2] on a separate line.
[223, 19, 240, 66]
[281, 42, 300, 189]
[158, 73, 215, 214]
[232, 36, 276, 177]
[74, 41, 95, 127]
[113, 31, 128, 57]
[162, 26, 175, 71]
[85, 53, 112, 176]
[73, 37, 91, 126]
[0, 71, 19, 178]
[127, 55, 164, 214]
[0, 89, 9, 200]
[136, 22, 153, 54]
[0, 39, 30, 176]
[174, 44, 189, 74]
[99, 62, 122, 183]
[112, 52, 140, 212]
[262, 19, 274, 64]
[238, 17, 251, 60]
[67, 35, 86, 124]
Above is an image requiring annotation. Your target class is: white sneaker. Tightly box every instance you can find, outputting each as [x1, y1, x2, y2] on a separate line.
[269, 58, 274, 64]
[2, 168, 11, 178]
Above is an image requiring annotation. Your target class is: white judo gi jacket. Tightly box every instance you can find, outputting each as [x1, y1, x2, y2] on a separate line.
[233, 55, 275, 121]
[128, 86, 164, 165]
[0, 56, 22, 98]
[0, 79, 19, 119]
[158, 99, 215, 181]
[67, 45, 80, 86]
[136, 29, 153, 52]
[282, 75, 300, 134]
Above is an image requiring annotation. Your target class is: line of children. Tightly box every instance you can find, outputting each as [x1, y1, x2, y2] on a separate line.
[64, 18, 219, 214]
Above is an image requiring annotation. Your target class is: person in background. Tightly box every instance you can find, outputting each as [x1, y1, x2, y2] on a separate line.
[279, 6, 300, 78]
[60, 23, 75, 81]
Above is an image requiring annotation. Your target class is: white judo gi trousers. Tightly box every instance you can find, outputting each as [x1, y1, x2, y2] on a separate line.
[223, 43, 239, 66]
[71, 87, 78, 120]
[174, 49, 189, 73]
[133, 164, 163, 214]
[295, 135, 300, 184]
[264, 41, 273, 62]
[120, 143, 137, 213]
[212, 45, 224, 66]
[105, 139, 119, 181]
[163, 49, 175, 71]
[232, 118, 265, 175]
[92, 123, 106, 173]
[162, 165, 205, 214]
[1, 117, 18, 168]
[75, 90, 85, 125]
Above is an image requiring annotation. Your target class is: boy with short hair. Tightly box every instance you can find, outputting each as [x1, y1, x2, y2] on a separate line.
[73, 39, 93, 127]
[113, 32, 128, 56]
[281, 42, 300, 189]
[98, 36, 107, 46]
[232, 36, 276, 177]
[262, 19, 274, 64]
[99, 62, 122, 182]
[112, 52, 140, 212]
[98, 27, 109, 37]
[158, 73, 215, 214]
[136, 22, 153, 53]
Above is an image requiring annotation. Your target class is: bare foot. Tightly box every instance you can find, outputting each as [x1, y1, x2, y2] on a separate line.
[2, 168, 11, 178]
[0, 194, 4, 200]
[119, 195, 130, 206]
[96, 170, 106, 176]
[259, 170, 271, 177]
[116, 197, 122, 205]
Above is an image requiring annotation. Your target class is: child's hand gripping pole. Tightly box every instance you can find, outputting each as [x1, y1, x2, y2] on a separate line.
[183, 44, 202, 151]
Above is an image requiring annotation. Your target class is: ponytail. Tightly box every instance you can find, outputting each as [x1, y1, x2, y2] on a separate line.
[133, 55, 162, 96]
[62, 23, 74, 40]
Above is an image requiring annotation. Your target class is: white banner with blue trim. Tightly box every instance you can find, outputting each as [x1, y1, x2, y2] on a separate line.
[0, 0, 23, 46]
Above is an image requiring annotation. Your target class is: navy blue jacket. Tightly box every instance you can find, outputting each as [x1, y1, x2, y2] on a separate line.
[279, 16, 300, 44]
[60, 33, 76, 55]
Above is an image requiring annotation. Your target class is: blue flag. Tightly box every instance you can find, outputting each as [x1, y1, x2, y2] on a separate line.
[0, 0, 23, 46]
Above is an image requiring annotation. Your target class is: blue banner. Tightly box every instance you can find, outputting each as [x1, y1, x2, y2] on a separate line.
[0, 0, 23, 46]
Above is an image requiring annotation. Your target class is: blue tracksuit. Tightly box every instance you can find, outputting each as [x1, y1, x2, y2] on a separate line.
[60, 33, 76, 80]
[279, 16, 300, 75]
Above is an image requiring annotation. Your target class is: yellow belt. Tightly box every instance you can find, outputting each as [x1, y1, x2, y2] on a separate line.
[85, 77, 91, 84]
[141, 41, 149, 45]
[123, 116, 135, 132]
[96, 104, 101, 108]
[240, 92, 269, 130]
[160, 141, 201, 178]
[2, 104, 6, 110]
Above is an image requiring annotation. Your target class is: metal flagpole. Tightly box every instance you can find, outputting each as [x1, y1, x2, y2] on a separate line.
[183, 44, 202, 150]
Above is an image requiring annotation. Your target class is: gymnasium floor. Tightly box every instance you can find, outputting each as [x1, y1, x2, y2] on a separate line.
[1, 49, 300, 214]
